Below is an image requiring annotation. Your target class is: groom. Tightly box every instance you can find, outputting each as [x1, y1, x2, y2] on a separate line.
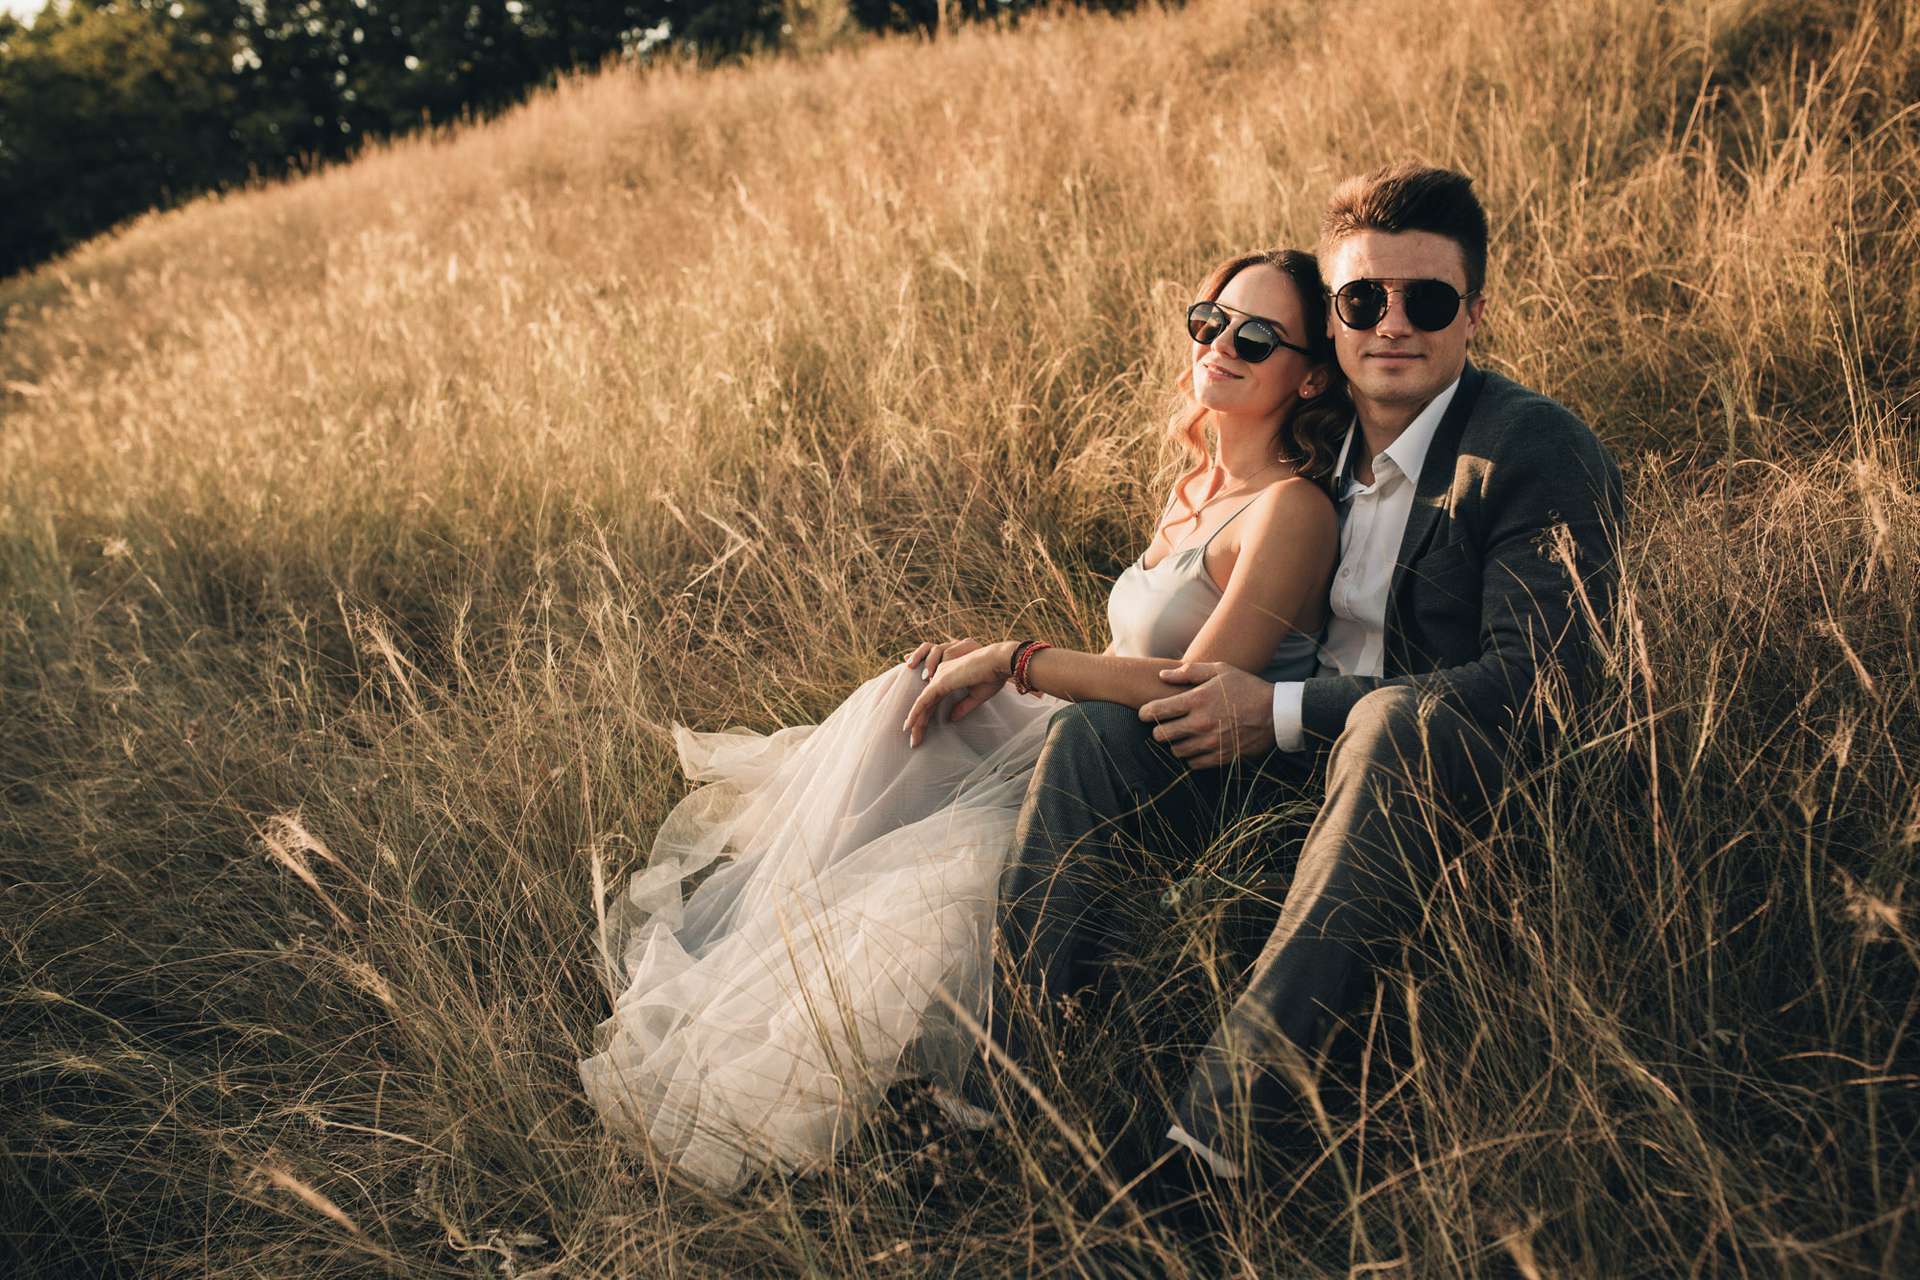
[990, 163, 1625, 1185]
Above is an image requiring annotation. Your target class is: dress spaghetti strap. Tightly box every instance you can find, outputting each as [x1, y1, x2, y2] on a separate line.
[1146, 490, 1271, 571]
[1198, 493, 1267, 553]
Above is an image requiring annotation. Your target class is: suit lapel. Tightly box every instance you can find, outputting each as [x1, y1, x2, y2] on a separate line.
[1385, 363, 1485, 609]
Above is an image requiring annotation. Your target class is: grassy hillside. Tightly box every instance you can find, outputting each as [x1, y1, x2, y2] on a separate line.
[3, 0, 1917, 1274]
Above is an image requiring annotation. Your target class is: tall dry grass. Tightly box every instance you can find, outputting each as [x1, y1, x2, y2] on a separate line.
[2, 0, 1917, 1273]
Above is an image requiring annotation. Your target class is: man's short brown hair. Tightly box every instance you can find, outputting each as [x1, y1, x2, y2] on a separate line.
[1319, 163, 1489, 294]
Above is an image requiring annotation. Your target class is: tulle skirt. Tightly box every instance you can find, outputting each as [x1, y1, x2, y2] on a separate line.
[579, 663, 1063, 1189]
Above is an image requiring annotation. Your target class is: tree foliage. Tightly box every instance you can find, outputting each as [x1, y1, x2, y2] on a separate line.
[1, 0, 799, 278]
[1, 3, 242, 274]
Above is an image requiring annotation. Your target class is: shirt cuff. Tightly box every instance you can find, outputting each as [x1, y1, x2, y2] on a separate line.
[1271, 680, 1306, 753]
[1165, 1124, 1243, 1179]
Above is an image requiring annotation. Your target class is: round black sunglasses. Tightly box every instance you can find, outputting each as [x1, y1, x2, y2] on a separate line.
[1186, 300, 1314, 364]
[1330, 279, 1479, 332]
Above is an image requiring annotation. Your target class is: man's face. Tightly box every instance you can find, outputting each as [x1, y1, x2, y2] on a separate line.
[1321, 229, 1485, 421]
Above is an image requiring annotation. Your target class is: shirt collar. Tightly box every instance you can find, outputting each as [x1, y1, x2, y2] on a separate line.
[1332, 374, 1463, 494]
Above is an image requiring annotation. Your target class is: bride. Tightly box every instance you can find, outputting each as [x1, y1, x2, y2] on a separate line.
[579, 248, 1348, 1189]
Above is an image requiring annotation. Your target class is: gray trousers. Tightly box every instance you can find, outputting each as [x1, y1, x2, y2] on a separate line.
[993, 685, 1504, 1159]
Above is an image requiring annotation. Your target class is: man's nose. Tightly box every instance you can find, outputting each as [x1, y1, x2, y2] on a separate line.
[1375, 290, 1413, 337]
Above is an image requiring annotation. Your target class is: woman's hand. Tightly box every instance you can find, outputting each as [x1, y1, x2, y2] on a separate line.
[904, 636, 983, 680]
[902, 641, 1018, 748]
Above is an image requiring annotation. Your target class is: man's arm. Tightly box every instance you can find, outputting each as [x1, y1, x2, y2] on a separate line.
[1299, 411, 1623, 744]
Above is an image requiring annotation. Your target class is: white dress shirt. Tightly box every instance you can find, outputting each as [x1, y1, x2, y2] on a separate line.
[1271, 376, 1462, 751]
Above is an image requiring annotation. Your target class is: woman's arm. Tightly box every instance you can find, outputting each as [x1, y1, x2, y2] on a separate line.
[901, 480, 1335, 745]
[1173, 476, 1336, 672]
[1024, 477, 1335, 703]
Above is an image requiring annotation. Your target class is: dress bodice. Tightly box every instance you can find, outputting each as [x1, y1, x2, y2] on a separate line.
[1106, 498, 1321, 684]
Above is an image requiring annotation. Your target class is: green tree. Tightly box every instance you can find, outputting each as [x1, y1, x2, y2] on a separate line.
[0, 0, 786, 279]
[1, 1, 241, 275]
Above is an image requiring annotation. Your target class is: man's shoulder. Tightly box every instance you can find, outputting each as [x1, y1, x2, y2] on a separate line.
[1459, 368, 1612, 477]
[1466, 368, 1590, 437]
[1451, 362, 1620, 514]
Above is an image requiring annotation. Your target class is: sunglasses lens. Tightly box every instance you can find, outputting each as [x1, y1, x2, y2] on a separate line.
[1336, 281, 1388, 329]
[1233, 321, 1278, 364]
[1405, 281, 1462, 330]
[1187, 302, 1226, 343]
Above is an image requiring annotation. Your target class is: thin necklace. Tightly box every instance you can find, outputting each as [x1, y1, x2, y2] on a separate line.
[1156, 458, 1284, 550]
[1203, 458, 1285, 502]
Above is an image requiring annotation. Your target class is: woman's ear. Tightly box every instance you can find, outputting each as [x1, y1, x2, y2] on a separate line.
[1298, 363, 1331, 401]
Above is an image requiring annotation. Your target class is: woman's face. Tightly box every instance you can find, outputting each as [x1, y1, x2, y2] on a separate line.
[1190, 263, 1317, 424]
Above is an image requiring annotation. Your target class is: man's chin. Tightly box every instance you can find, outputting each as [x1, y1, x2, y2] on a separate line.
[1357, 379, 1445, 409]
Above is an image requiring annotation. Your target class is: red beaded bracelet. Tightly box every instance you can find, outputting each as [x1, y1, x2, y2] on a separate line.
[1012, 641, 1052, 695]
[1007, 639, 1037, 680]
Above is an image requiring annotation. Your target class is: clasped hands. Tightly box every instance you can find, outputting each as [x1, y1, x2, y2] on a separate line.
[900, 639, 1278, 769]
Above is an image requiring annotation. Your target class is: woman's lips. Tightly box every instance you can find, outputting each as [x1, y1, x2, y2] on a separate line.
[1201, 364, 1243, 380]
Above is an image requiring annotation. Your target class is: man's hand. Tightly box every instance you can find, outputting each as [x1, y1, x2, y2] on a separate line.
[1139, 661, 1276, 769]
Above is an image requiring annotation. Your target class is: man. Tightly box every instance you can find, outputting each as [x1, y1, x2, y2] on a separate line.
[990, 162, 1625, 1190]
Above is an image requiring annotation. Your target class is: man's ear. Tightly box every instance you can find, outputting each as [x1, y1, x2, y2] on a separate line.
[1464, 292, 1488, 342]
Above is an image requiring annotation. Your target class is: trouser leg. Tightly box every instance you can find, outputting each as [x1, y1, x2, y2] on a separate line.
[992, 699, 1308, 1062]
[1174, 686, 1506, 1156]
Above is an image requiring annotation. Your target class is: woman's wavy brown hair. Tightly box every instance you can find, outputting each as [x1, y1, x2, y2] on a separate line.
[1162, 248, 1349, 533]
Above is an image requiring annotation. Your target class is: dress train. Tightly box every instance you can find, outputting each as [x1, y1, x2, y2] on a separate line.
[579, 663, 1061, 1188]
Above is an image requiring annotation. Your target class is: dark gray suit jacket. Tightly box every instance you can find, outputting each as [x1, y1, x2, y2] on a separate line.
[1299, 363, 1626, 745]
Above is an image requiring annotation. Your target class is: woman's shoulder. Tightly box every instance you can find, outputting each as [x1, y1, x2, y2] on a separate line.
[1223, 475, 1336, 559]
[1246, 472, 1336, 525]
[1207, 474, 1332, 563]
[1214, 473, 1337, 591]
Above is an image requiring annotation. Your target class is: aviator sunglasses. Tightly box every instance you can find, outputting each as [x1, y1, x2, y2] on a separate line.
[1331, 279, 1479, 332]
[1186, 300, 1315, 364]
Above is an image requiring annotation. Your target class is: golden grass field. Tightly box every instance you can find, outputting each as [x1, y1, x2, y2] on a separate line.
[3, 0, 1917, 1273]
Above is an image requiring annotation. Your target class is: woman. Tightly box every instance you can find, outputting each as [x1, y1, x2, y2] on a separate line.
[579, 249, 1347, 1190]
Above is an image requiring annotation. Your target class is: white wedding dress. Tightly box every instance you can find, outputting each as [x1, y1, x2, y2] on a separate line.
[579, 499, 1318, 1189]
